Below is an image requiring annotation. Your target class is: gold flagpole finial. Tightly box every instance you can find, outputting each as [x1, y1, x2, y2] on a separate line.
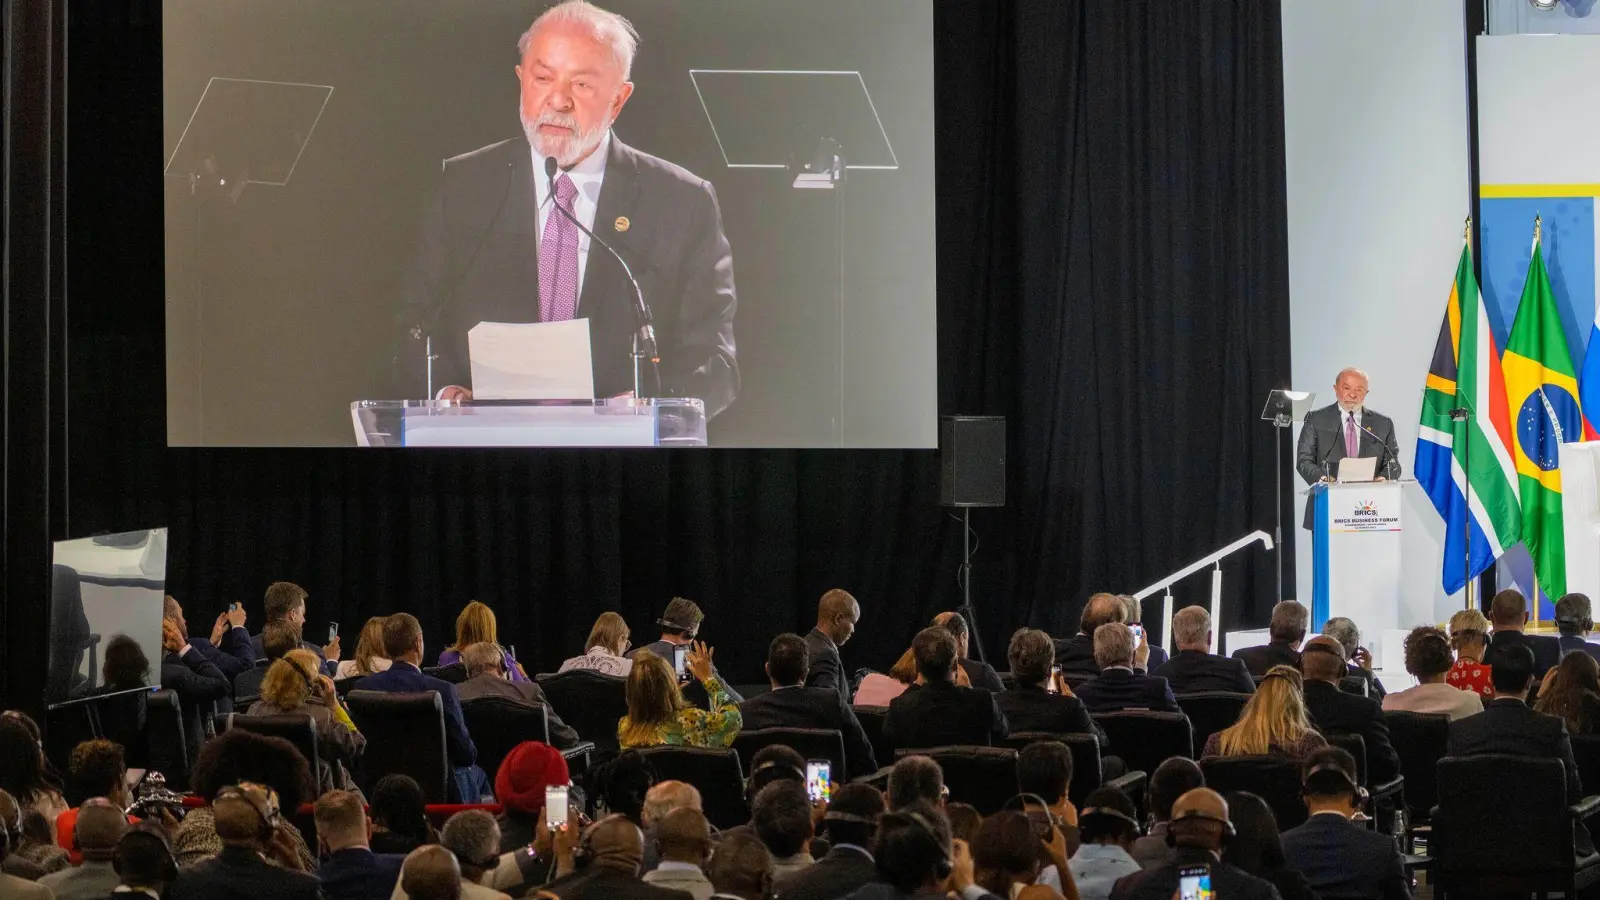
[1535, 213, 1543, 244]
[1464, 216, 1472, 244]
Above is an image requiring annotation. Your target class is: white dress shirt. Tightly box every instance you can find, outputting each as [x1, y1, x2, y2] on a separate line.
[531, 130, 610, 306]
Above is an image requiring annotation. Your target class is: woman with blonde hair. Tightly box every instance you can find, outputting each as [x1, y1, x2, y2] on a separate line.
[247, 648, 366, 793]
[618, 643, 741, 748]
[1201, 665, 1326, 762]
[558, 611, 634, 676]
[1446, 608, 1494, 700]
[437, 600, 529, 682]
[334, 616, 392, 680]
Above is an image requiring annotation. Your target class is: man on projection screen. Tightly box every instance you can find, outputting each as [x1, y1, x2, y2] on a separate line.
[1296, 366, 1403, 529]
[408, 0, 739, 417]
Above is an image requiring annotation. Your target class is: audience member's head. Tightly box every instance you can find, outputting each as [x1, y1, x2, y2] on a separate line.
[1449, 608, 1492, 658]
[65, 738, 127, 807]
[1079, 786, 1139, 847]
[593, 750, 657, 823]
[460, 642, 507, 679]
[621, 650, 687, 745]
[190, 728, 314, 817]
[706, 830, 774, 900]
[658, 597, 705, 642]
[1172, 606, 1212, 652]
[212, 783, 282, 850]
[1092, 622, 1137, 670]
[351, 616, 390, 676]
[382, 613, 425, 663]
[752, 781, 812, 860]
[1299, 635, 1348, 684]
[932, 612, 971, 658]
[1490, 589, 1530, 630]
[261, 621, 301, 662]
[1300, 746, 1362, 816]
[580, 814, 647, 875]
[163, 595, 188, 636]
[1267, 600, 1310, 646]
[73, 798, 129, 861]
[1321, 617, 1361, 661]
[1215, 665, 1312, 757]
[1148, 758, 1206, 825]
[817, 589, 861, 647]
[1168, 788, 1231, 852]
[873, 802, 954, 895]
[1007, 628, 1055, 688]
[819, 782, 885, 849]
[1403, 626, 1454, 684]
[260, 648, 322, 710]
[1016, 741, 1072, 808]
[585, 611, 631, 656]
[400, 845, 461, 900]
[1491, 643, 1537, 698]
[1080, 593, 1127, 636]
[1118, 595, 1144, 625]
[1558, 593, 1595, 638]
[971, 810, 1039, 897]
[112, 823, 177, 890]
[888, 755, 944, 809]
[0, 790, 21, 855]
[1221, 791, 1287, 876]
[911, 626, 959, 685]
[440, 809, 502, 882]
[494, 741, 569, 819]
[314, 789, 371, 853]
[452, 601, 500, 651]
[101, 635, 150, 690]
[944, 803, 981, 844]
[264, 581, 309, 626]
[655, 807, 711, 866]
[765, 633, 809, 688]
[370, 774, 433, 846]
[1536, 649, 1600, 734]
[642, 780, 702, 827]
[887, 647, 919, 685]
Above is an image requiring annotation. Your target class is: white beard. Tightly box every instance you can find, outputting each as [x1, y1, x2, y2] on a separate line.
[522, 108, 610, 169]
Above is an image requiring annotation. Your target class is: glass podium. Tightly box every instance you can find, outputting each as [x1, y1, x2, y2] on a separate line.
[350, 398, 707, 447]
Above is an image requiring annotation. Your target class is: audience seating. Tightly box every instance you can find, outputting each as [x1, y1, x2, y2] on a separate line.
[1001, 732, 1099, 808]
[895, 746, 1018, 815]
[536, 670, 627, 753]
[422, 663, 468, 684]
[1090, 710, 1193, 780]
[1199, 755, 1305, 830]
[145, 690, 190, 790]
[1385, 710, 1448, 822]
[345, 690, 450, 803]
[460, 697, 549, 787]
[1173, 692, 1249, 754]
[1572, 734, 1600, 798]
[1324, 731, 1403, 832]
[634, 746, 747, 830]
[852, 705, 892, 773]
[334, 675, 369, 698]
[1338, 673, 1370, 697]
[998, 671, 1016, 690]
[222, 713, 322, 778]
[1434, 754, 1600, 897]
[733, 727, 848, 781]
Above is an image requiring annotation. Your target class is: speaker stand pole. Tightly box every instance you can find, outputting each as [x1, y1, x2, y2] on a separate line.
[956, 506, 987, 664]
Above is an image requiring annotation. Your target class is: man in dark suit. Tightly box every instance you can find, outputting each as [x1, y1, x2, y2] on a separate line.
[314, 789, 405, 900]
[233, 621, 299, 703]
[456, 642, 580, 749]
[407, 8, 737, 418]
[780, 784, 883, 900]
[167, 785, 324, 900]
[739, 634, 877, 779]
[1232, 600, 1309, 677]
[803, 589, 859, 707]
[994, 628, 1097, 736]
[1056, 593, 1125, 678]
[248, 582, 339, 677]
[1295, 367, 1403, 529]
[932, 611, 1005, 693]
[1449, 642, 1583, 805]
[164, 596, 255, 682]
[1321, 616, 1386, 700]
[359, 613, 488, 803]
[1110, 789, 1279, 900]
[1280, 747, 1409, 900]
[158, 617, 230, 757]
[884, 626, 1008, 750]
[542, 815, 695, 900]
[1299, 637, 1401, 785]
[1557, 593, 1600, 662]
[1153, 605, 1255, 694]
[1485, 589, 1564, 676]
[1075, 624, 1180, 714]
[630, 597, 743, 705]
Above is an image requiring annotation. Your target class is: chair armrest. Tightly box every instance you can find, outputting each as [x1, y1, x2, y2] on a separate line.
[1107, 770, 1147, 800]
[1570, 794, 1600, 821]
[560, 741, 596, 761]
[851, 767, 893, 790]
[1371, 775, 1404, 801]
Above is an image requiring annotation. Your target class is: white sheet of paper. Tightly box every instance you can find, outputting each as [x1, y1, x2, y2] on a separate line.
[468, 320, 594, 400]
[1337, 455, 1377, 483]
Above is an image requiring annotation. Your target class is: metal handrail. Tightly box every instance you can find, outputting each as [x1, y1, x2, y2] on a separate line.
[1131, 530, 1275, 654]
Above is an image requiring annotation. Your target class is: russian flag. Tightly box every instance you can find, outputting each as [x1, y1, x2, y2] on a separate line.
[1585, 296, 1600, 441]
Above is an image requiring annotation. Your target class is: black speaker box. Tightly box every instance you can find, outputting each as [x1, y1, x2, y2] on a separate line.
[940, 416, 1005, 507]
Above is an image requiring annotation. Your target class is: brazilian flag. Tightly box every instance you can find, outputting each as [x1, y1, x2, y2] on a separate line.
[1503, 237, 1583, 599]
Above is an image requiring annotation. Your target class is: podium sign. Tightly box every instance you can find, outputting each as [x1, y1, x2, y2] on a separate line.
[1310, 481, 1403, 638]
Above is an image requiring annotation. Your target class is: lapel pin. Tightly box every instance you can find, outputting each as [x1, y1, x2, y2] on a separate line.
[614, 216, 631, 233]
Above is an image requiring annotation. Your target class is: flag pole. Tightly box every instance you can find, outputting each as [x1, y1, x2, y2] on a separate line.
[1461, 217, 1475, 611]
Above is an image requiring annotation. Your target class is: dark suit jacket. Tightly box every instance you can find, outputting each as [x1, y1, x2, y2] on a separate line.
[884, 681, 1008, 750]
[1110, 848, 1281, 900]
[161, 649, 231, 755]
[959, 658, 1006, 694]
[1448, 697, 1582, 801]
[317, 847, 405, 900]
[738, 685, 877, 779]
[541, 867, 694, 900]
[1153, 649, 1256, 695]
[1075, 668, 1180, 713]
[248, 633, 337, 677]
[1281, 813, 1409, 900]
[1302, 681, 1401, 785]
[188, 628, 256, 681]
[1052, 634, 1167, 678]
[1560, 634, 1600, 663]
[630, 639, 744, 705]
[402, 134, 739, 416]
[994, 683, 1097, 737]
[779, 845, 878, 900]
[168, 845, 323, 900]
[1296, 403, 1403, 528]
[456, 674, 581, 749]
[1345, 663, 1387, 700]
[359, 662, 478, 767]
[1232, 640, 1302, 677]
[804, 628, 850, 708]
[1485, 629, 1563, 676]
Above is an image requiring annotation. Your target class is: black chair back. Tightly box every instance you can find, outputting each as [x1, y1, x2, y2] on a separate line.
[1338, 674, 1370, 697]
[853, 705, 892, 773]
[733, 728, 847, 781]
[1091, 710, 1193, 777]
[1324, 732, 1370, 786]
[1435, 754, 1585, 887]
[334, 675, 369, 699]
[634, 747, 746, 829]
[1384, 710, 1449, 817]
[232, 664, 268, 707]
[1572, 733, 1600, 798]
[1001, 732, 1101, 808]
[896, 746, 1018, 815]
[537, 670, 628, 753]
[346, 690, 450, 802]
[460, 697, 550, 787]
[1173, 692, 1249, 754]
[224, 713, 322, 777]
[423, 663, 469, 684]
[144, 690, 189, 790]
[1199, 755, 1305, 830]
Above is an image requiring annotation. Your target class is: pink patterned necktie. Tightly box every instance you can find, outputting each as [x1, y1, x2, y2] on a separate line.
[1345, 412, 1359, 457]
[538, 173, 580, 322]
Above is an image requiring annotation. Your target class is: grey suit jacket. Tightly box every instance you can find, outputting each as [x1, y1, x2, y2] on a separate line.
[641, 864, 713, 900]
[1296, 403, 1402, 529]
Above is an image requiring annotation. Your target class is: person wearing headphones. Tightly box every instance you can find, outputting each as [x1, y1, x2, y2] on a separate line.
[111, 822, 180, 900]
[38, 799, 126, 900]
[780, 783, 885, 900]
[839, 802, 966, 900]
[1106, 789, 1278, 900]
[1279, 747, 1409, 900]
[638, 808, 713, 900]
[1068, 788, 1141, 900]
[166, 784, 322, 900]
[706, 831, 774, 900]
[540, 815, 687, 900]
[630, 598, 744, 705]
[0, 791, 50, 900]
[1556, 593, 1600, 663]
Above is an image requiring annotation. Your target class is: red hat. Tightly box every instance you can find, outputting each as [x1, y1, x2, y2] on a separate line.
[494, 741, 569, 814]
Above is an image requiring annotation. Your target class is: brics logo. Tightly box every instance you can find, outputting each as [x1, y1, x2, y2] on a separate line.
[1351, 501, 1378, 517]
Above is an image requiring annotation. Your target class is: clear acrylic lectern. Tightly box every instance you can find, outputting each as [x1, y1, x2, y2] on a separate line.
[350, 398, 707, 448]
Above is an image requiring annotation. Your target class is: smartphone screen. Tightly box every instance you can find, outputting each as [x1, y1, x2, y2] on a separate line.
[545, 785, 569, 829]
[1178, 864, 1212, 900]
[805, 761, 831, 805]
[328, 622, 339, 642]
[1130, 623, 1144, 644]
[1047, 664, 1061, 693]
[673, 644, 688, 678]
[229, 602, 240, 612]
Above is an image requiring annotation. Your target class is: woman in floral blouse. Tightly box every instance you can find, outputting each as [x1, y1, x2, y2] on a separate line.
[618, 641, 741, 748]
[1446, 608, 1494, 701]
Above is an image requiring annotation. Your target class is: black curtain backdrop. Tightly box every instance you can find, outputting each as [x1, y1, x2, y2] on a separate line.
[1, 0, 1292, 714]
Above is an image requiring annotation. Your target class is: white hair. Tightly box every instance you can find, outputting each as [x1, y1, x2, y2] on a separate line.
[519, 0, 640, 81]
[1092, 622, 1136, 669]
[1334, 366, 1369, 387]
[1172, 606, 1211, 648]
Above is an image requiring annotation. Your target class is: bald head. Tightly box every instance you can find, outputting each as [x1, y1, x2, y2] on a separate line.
[1080, 593, 1126, 635]
[656, 807, 712, 864]
[401, 845, 461, 900]
[643, 780, 702, 827]
[1169, 788, 1231, 851]
[74, 799, 128, 859]
[585, 814, 645, 875]
[1301, 635, 1348, 683]
[817, 589, 860, 646]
